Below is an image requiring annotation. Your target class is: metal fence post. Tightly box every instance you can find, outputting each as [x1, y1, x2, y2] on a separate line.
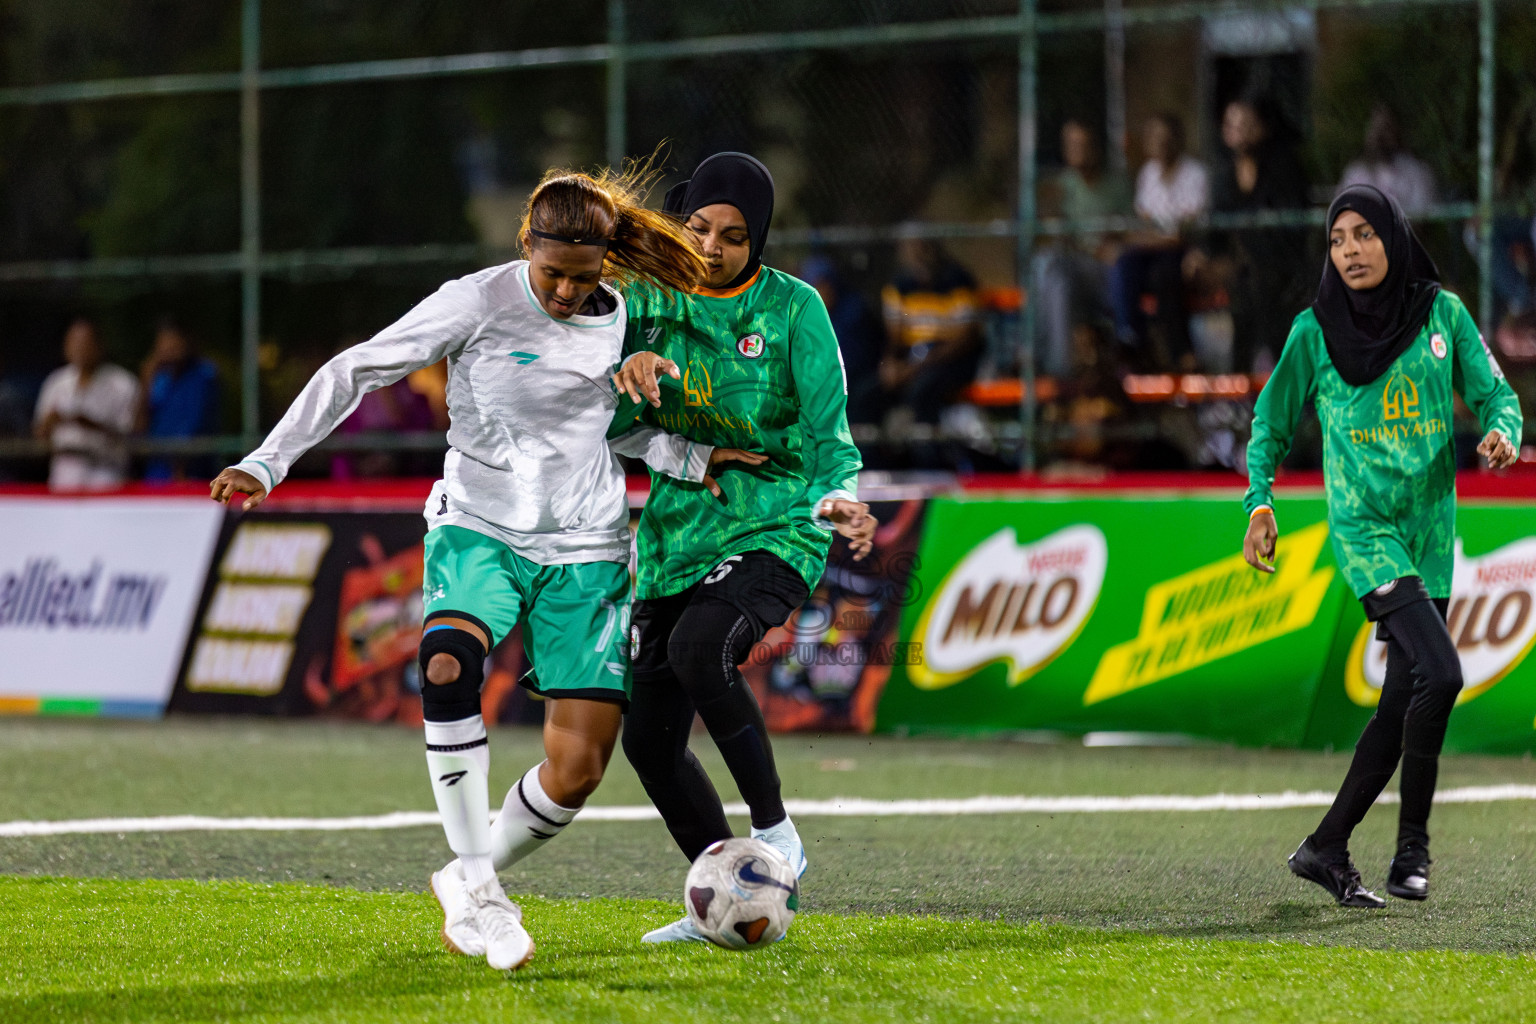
[1018, 0, 1039, 473]
[1104, 0, 1127, 175]
[1476, 0, 1495, 342]
[607, 0, 627, 169]
[240, 0, 262, 450]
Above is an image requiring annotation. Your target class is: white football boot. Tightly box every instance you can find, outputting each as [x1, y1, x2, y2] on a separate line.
[751, 816, 809, 878]
[466, 879, 535, 970]
[429, 859, 485, 957]
[641, 915, 709, 944]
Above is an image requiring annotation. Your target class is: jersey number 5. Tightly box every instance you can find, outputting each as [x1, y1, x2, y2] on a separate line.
[704, 556, 743, 585]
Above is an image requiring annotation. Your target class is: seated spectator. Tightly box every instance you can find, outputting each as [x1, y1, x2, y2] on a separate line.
[1207, 95, 1309, 370]
[1032, 118, 1133, 378]
[1339, 105, 1436, 216]
[138, 317, 221, 481]
[1111, 113, 1209, 368]
[861, 237, 981, 427]
[33, 317, 139, 492]
[800, 254, 882, 390]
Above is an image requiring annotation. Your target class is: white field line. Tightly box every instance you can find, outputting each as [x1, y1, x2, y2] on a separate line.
[3, 785, 1536, 839]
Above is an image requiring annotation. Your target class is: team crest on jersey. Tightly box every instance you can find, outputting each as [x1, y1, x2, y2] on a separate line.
[1430, 333, 1447, 359]
[737, 333, 765, 358]
[629, 623, 641, 663]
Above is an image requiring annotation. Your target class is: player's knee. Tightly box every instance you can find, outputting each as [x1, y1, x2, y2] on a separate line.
[546, 748, 607, 805]
[418, 625, 485, 722]
[1421, 645, 1464, 699]
[667, 616, 754, 700]
[425, 652, 461, 686]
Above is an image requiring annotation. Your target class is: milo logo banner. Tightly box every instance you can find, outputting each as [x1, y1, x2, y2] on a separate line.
[1306, 505, 1536, 755]
[878, 495, 1349, 746]
[878, 495, 1536, 753]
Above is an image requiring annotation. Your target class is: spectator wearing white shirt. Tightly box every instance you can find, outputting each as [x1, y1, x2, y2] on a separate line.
[33, 317, 140, 491]
[1135, 115, 1210, 232]
[1338, 105, 1436, 216]
[1111, 114, 1209, 367]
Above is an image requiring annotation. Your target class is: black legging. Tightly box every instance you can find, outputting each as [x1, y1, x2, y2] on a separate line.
[1311, 597, 1462, 854]
[623, 595, 788, 861]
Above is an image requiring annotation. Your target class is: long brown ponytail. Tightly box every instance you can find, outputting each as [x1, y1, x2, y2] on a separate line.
[519, 156, 706, 294]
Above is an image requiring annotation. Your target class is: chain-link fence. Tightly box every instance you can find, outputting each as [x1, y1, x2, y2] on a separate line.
[0, 0, 1531, 481]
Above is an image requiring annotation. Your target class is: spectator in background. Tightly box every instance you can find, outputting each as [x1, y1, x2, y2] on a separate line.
[1339, 105, 1436, 216]
[801, 254, 882, 423]
[33, 317, 139, 492]
[869, 237, 982, 426]
[1206, 95, 1310, 370]
[1112, 113, 1209, 367]
[330, 337, 443, 479]
[138, 317, 221, 481]
[1033, 118, 1133, 378]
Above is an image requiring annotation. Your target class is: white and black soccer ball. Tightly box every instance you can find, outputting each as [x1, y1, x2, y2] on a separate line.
[684, 837, 799, 949]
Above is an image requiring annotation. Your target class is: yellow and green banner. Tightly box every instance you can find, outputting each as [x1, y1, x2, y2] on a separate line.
[876, 493, 1536, 753]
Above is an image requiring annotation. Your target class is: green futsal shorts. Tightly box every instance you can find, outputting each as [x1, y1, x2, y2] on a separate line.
[422, 524, 632, 703]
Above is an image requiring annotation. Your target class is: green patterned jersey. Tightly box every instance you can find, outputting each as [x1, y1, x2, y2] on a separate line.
[1244, 291, 1522, 598]
[611, 266, 862, 600]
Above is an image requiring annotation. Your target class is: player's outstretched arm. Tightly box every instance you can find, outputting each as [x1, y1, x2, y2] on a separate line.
[1243, 508, 1277, 574]
[210, 467, 269, 512]
[819, 498, 877, 562]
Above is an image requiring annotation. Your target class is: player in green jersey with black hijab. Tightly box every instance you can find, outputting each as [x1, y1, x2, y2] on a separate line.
[609, 152, 875, 943]
[1243, 184, 1521, 908]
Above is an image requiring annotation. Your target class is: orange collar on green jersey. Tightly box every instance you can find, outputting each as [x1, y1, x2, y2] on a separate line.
[696, 268, 762, 299]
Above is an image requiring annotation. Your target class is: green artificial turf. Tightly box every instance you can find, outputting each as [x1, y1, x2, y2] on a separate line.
[2, 877, 1533, 1024]
[3, 718, 1536, 1021]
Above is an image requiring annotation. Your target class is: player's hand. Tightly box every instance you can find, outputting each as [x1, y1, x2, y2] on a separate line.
[612, 351, 680, 407]
[702, 448, 768, 501]
[209, 467, 268, 512]
[1478, 429, 1517, 470]
[1243, 509, 1277, 574]
[822, 499, 876, 562]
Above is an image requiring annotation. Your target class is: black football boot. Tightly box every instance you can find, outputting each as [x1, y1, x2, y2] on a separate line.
[1386, 843, 1431, 901]
[1288, 838, 1386, 908]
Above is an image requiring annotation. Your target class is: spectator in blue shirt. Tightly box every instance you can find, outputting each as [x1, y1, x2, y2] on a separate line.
[138, 317, 220, 481]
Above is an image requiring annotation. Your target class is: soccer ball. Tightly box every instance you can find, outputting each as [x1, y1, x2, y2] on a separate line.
[684, 837, 799, 949]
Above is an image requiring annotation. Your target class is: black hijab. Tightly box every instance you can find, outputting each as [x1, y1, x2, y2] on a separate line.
[1312, 184, 1440, 386]
[663, 152, 774, 290]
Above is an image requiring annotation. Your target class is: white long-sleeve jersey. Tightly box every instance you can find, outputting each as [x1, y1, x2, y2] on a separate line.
[233, 260, 712, 565]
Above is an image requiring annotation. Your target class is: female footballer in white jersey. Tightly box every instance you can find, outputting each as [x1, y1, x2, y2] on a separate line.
[209, 167, 761, 971]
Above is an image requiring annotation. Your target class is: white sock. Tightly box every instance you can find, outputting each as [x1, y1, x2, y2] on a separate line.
[425, 716, 495, 889]
[491, 762, 580, 870]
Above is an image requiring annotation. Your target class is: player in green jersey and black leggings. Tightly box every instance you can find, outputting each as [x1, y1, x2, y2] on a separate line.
[1243, 184, 1521, 908]
[609, 152, 876, 943]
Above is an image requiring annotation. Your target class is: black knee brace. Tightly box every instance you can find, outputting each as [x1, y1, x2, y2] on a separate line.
[418, 625, 485, 722]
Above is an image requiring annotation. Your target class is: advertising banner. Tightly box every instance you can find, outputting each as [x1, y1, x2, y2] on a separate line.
[0, 498, 224, 716]
[169, 509, 429, 722]
[1304, 504, 1536, 754]
[742, 497, 928, 733]
[876, 494, 1353, 746]
[878, 493, 1536, 754]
